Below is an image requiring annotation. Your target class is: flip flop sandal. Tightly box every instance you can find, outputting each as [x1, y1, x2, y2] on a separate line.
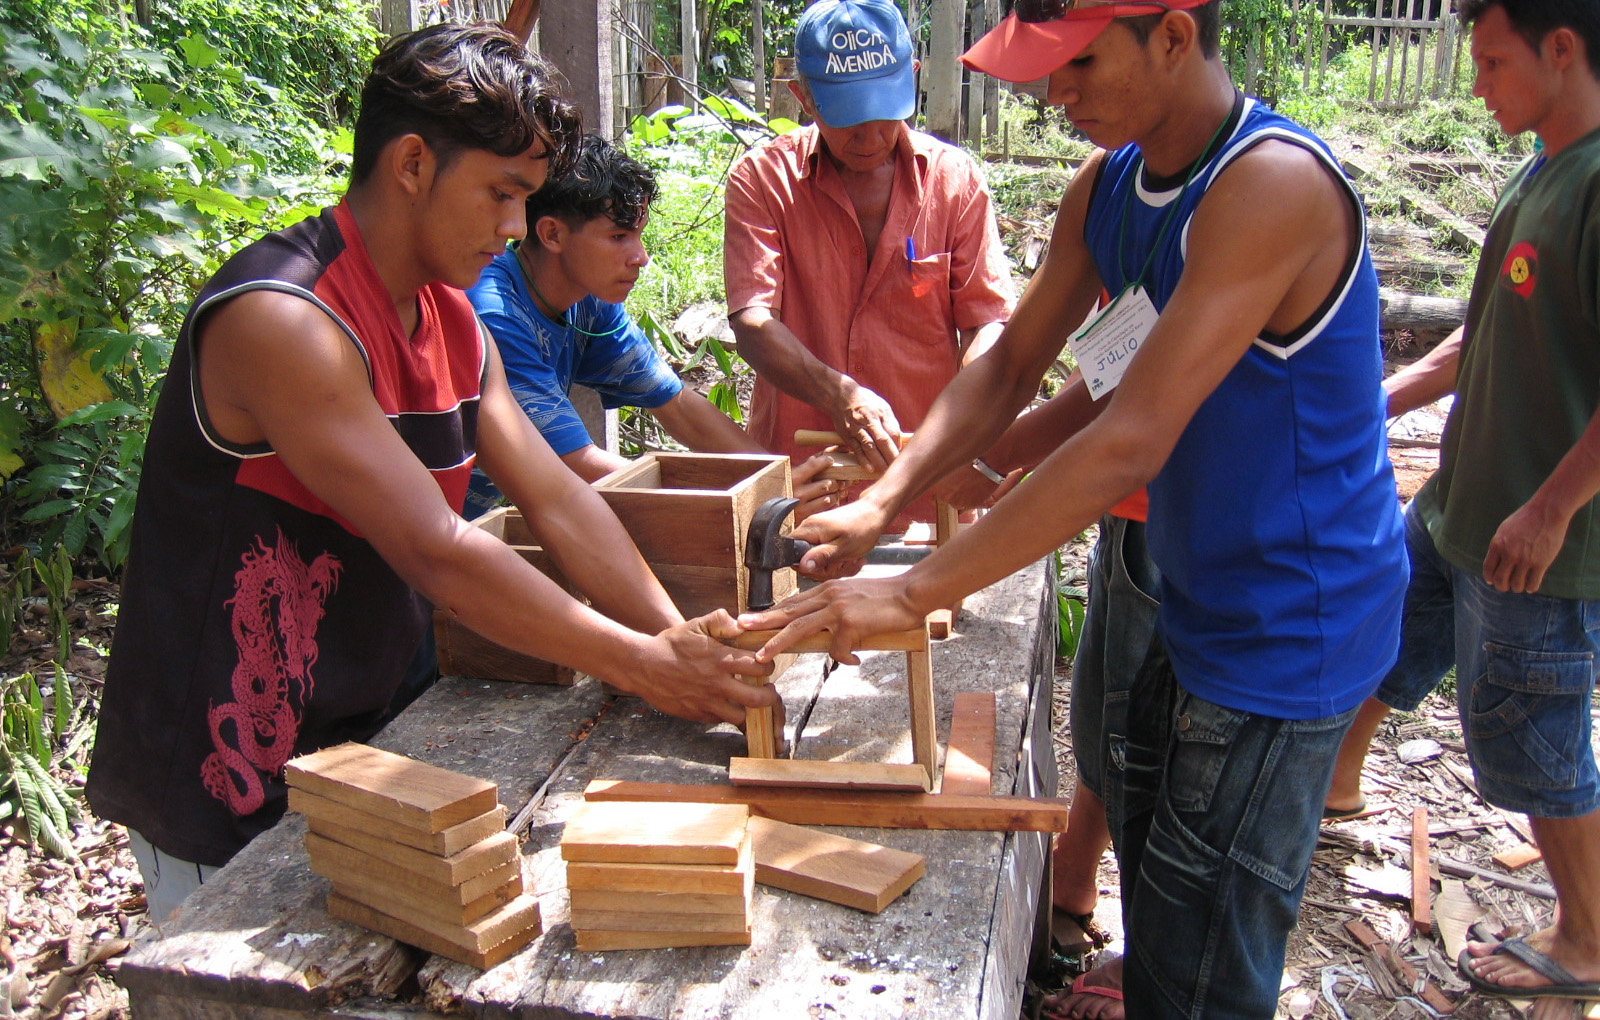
[1458, 936, 1600, 1000]
[1042, 972, 1125, 1020]
[1321, 796, 1368, 820]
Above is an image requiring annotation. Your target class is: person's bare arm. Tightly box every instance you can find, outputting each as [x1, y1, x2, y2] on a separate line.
[1385, 326, 1461, 418]
[200, 294, 772, 725]
[651, 388, 767, 455]
[1484, 403, 1600, 594]
[730, 306, 902, 472]
[958, 320, 1007, 366]
[558, 443, 633, 483]
[746, 142, 1359, 659]
[789, 152, 1112, 574]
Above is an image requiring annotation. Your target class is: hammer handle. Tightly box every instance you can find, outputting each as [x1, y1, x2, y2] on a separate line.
[794, 429, 911, 449]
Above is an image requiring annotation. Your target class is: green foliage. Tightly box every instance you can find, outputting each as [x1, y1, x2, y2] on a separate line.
[0, 19, 344, 574]
[1053, 551, 1086, 660]
[0, 666, 85, 860]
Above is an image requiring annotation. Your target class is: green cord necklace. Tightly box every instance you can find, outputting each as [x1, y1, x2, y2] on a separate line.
[515, 246, 628, 338]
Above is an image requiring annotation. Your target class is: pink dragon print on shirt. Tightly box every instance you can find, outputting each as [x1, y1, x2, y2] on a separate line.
[201, 529, 342, 815]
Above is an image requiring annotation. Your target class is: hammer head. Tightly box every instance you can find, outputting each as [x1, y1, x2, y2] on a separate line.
[744, 496, 812, 611]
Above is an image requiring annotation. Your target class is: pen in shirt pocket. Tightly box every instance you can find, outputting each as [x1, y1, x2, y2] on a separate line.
[906, 236, 916, 271]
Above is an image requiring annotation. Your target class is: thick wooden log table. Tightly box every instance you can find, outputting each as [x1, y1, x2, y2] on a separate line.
[116, 561, 1058, 1020]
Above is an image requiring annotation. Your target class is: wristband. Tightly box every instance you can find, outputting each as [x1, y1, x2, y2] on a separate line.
[971, 458, 1006, 485]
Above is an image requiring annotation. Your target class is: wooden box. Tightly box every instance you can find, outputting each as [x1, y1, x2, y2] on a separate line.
[594, 453, 795, 617]
[433, 506, 577, 686]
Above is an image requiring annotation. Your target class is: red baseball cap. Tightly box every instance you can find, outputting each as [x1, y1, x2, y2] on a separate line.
[962, 0, 1212, 83]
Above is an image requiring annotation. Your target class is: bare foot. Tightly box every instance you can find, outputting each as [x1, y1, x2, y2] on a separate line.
[1043, 957, 1125, 1020]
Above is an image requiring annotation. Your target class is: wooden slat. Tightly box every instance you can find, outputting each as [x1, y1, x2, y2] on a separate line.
[327, 891, 540, 970]
[560, 800, 750, 864]
[574, 928, 751, 951]
[750, 816, 924, 913]
[729, 625, 929, 654]
[1491, 844, 1542, 871]
[307, 818, 517, 887]
[288, 787, 506, 857]
[285, 742, 498, 834]
[729, 758, 932, 792]
[584, 779, 1070, 832]
[1412, 804, 1432, 935]
[569, 889, 750, 916]
[570, 909, 750, 933]
[907, 644, 937, 787]
[941, 693, 996, 796]
[307, 833, 521, 917]
[565, 840, 754, 896]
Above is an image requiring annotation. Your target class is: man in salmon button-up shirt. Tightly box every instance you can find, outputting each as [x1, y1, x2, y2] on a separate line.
[724, 0, 1016, 528]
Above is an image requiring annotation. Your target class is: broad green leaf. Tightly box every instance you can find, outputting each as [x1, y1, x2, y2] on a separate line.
[177, 35, 222, 69]
[58, 400, 140, 427]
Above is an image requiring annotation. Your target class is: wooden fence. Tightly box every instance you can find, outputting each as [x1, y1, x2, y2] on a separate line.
[1300, 0, 1469, 108]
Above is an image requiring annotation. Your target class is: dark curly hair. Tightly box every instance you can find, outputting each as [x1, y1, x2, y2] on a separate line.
[351, 22, 582, 185]
[523, 135, 659, 247]
[1459, 0, 1600, 78]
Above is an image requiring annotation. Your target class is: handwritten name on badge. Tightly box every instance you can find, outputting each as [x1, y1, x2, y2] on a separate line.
[827, 29, 897, 74]
[1068, 285, 1159, 400]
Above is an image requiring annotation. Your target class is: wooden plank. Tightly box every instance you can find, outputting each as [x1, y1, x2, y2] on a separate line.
[941, 693, 996, 796]
[285, 743, 498, 834]
[729, 625, 929, 654]
[1343, 919, 1456, 1014]
[307, 819, 517, 887]
[570, 909, 750, 933]
[584, 780, 1070, 832]
[288, 788, 506, 857]
[565, 839, 754, 895]
[327, 891, 540, 969]
[574, 928, 751, 952]
[908, 643, 937, 787]
[559, 800, 750, 864]
[569, 889, 750, 916]
[1491, 843, 1542, 871]
[434, 613, 576, 686]
[1412, 804, 1432, 936]
[307, 834, 521, 919]
[729, 758, 933, 792]
[750, 816, 924, 913]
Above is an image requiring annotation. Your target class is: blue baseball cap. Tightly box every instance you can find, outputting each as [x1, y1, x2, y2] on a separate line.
[796, 0, 915, 128]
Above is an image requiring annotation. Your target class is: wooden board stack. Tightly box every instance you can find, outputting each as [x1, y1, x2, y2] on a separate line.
[285, 742, 541, 970]
[561, 800, 754, 951]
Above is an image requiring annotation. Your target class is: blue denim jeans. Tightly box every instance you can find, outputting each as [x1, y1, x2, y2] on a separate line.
[1377, 510, 1600, 817]
[1371, 502, 1460, 712]
[1108, 649, 1356, 1020]
[1071, 515, 1162, 799]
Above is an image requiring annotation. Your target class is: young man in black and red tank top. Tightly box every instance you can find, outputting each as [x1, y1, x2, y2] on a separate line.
[86, 23, 777, 920]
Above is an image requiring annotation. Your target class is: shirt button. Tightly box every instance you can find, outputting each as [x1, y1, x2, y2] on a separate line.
[1176, 714, 1192, 732]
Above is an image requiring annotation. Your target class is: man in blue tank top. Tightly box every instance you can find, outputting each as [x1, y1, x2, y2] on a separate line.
[742, 3, 1406, 1017]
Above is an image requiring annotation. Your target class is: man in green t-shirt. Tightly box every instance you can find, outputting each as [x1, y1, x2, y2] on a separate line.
[1359, 1, 1600, 1009]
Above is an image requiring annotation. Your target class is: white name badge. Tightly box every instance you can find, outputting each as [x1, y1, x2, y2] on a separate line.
[1067, 285, 1159, 400]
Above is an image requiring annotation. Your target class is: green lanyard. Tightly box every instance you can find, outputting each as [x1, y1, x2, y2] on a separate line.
[516, 247, 628, 339]
[1116, 102, 1236, 292]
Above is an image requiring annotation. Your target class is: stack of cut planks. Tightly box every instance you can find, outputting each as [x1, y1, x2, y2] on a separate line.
[561, 800, 754, 951]
[285, 742, 542, 969]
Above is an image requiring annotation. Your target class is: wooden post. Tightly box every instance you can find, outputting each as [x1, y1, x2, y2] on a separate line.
[770, 56, 802, 124]
[752, 0, 767, 114]
[907, 628, 937, 789]
[379, 0, 418, 37]
[539, 0, 616, 138]
[680, 0, 699, 93]
[502, 0, 542, 44]
[923, 0, 964, 141]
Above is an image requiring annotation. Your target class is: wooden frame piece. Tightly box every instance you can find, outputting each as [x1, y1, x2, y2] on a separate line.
[285, 743, 498, 834]
[288, 788, 506, 857]
[327, 891, 540, 971]
[584, 779, 1070, 833]
[729, 758, 933, 793]
[732, 624, 937, 787]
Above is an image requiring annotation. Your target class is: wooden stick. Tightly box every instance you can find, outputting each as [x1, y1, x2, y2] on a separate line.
[728, 625, 929, 654]
[794, 429, 910, 449]
[1411, 804, 1432, 936]
[907, 642, 937, 788]
[729, 758, 932, 792]
[584, 779, 1070, 832]
[941, 693, 996, 796]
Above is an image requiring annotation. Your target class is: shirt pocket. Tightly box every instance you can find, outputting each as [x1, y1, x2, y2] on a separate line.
[887, 252, 956, 346]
